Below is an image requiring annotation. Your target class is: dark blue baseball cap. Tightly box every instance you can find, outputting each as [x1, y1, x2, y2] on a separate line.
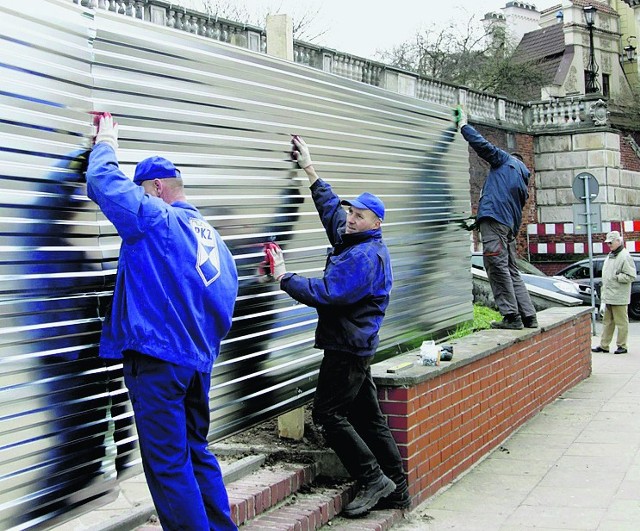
[133, 156, 181, 185]
[341, 192, 385, 220]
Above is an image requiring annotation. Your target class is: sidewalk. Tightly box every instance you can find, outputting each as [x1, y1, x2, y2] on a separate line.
[397, 320, 640, 530]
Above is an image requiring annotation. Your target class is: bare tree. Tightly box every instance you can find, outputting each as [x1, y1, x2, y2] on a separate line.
[377, 16, 545, 101]
[197, 0, 327, 42]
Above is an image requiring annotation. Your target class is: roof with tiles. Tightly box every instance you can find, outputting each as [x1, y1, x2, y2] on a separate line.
[569, 0, 619, 16]
[507, 0, 621, 100]
[513, 23, 565, 63]
[511, 23, 566, 100]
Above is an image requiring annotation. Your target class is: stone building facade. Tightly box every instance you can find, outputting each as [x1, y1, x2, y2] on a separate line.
[535, 130, 640, 222]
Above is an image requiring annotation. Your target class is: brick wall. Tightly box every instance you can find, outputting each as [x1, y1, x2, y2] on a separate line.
[515, 132, 537, 257]
[534, 260, 572, 275]
[621, 134, 640, 172]
[373, 307, 591, 509]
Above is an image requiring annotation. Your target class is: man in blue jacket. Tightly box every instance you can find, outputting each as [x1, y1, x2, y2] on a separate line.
[266, 136, 408, 517]
[86, 113, 239, 530]
[456, 106, 537, 330]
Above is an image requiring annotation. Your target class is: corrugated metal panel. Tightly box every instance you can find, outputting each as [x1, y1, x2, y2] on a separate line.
[0, 1, 472, 528]
[0, 3, 136, 529]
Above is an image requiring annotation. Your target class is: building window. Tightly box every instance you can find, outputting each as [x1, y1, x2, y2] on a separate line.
[602, 74, 610, 98]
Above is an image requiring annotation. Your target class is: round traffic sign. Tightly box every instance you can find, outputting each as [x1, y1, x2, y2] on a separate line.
[572, 172, 599, 201]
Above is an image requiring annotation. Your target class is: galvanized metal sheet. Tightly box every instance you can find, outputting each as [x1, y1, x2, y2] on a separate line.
[0, 1, 472, 528]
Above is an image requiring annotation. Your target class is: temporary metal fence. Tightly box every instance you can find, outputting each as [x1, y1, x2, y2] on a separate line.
[0, 1, 472, 528]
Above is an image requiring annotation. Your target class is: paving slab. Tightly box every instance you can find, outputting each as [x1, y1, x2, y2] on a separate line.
[398, 320, 640, 531]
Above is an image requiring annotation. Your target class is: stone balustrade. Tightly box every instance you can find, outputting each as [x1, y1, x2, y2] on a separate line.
[530, 97, 586, 128]
[468, 91, 505, 124]
[74, 0, 267, 52]
[505, 100, 526, 125]
[415, 77, 458, 107]
[72, 0, 613, 133]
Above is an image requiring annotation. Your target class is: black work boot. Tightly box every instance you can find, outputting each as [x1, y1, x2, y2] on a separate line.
[344, 474, 396, 517]
[490, 314, 524, 330]
[375, 482, 411, 510]
[522, 315, 538, 328]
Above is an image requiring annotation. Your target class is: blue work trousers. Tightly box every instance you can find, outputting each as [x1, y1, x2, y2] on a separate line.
[123, 351, 236, 531]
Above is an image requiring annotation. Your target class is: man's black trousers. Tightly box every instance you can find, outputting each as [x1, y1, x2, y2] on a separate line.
[312, 350, 406, 487]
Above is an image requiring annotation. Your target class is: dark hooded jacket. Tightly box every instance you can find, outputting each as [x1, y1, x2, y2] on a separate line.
[280, 179, 392, 357]
[462, 125, 530, 234]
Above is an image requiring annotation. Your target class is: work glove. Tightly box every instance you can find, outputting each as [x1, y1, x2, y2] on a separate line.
[291, 135, 312, 169]
[459, 216, 478, 231]
[94, 112, 119, 151]
[264, 242, 286, 281]
[454, 105, 468, 130]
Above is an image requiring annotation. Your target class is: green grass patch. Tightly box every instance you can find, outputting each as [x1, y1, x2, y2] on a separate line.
[377, 304, 501, 361]
[444, 304, 501, 341]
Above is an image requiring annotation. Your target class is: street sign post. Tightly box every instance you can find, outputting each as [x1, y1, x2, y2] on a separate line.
[572, 203, 601, 234]
[572, 172, 600, 336]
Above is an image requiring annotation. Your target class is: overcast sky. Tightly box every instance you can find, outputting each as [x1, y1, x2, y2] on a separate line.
[178, 0, 563, 60]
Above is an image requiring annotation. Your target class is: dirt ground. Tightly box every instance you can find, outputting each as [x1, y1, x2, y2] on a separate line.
[217, 406, 328, 461]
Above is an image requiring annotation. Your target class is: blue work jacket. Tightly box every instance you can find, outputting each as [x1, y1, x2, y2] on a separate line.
[280, 179, 392, 357]
[462, 124, 530, 234]
[86, 143, 238, 373]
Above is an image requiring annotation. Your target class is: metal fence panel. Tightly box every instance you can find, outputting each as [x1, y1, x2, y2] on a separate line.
[0, 2, 472, 528]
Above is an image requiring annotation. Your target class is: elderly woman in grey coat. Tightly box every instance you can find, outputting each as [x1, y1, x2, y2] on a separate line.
[592, 231, 638, 355]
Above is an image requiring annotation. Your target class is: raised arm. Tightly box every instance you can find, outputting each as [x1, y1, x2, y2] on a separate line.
[291, 135, 346, 245]
[86, 114, 166, 243]
[455, 105, 509, 168]
[291, 135, 319, 186]
[282, 247, 376, 307]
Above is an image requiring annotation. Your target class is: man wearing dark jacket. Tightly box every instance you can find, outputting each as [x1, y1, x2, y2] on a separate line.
[266, 136, 409, 517]
[457, 106, 537, 330]
[87, 113, 239, 530]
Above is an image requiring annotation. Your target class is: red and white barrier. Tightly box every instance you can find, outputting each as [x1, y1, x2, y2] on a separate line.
[526, 220, 640, 255]
[526, 221, 623, 235]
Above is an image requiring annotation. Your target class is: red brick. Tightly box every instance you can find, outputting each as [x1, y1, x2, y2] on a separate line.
[386, 386, 416, 401]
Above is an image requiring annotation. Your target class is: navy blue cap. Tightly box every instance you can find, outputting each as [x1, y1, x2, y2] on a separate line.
[341, 192, 385, 220]
[133, 156, 181, 185]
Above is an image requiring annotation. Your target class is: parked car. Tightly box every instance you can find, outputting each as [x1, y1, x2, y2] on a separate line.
[471, 252, 583, 300]
[554, 255, 640, 320]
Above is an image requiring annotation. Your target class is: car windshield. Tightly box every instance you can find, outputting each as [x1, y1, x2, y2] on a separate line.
[562, 263, 591, 280]
[516, 259, 546, 276]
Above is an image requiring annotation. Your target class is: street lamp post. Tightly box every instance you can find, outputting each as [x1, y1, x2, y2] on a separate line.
[583, 5, 600, 94]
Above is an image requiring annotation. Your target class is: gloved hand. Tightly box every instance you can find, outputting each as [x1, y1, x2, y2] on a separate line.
[459, 216, 478, 231]
[291, 135, 312, 169]
[264, 242, 286, 281]
[95, 112, 119, 151]
[599, 302, 606, 317]
[454, 105, 468, 130]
